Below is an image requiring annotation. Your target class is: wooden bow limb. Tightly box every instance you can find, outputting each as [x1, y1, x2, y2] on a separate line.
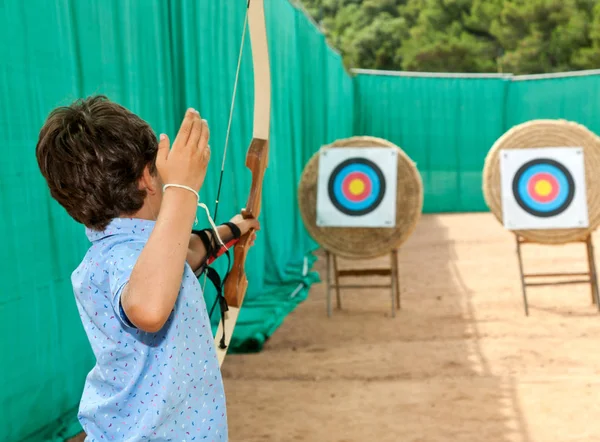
[214, 0, 271, 367]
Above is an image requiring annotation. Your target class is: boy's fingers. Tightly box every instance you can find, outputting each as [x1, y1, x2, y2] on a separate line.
[198, 119, 210, 151]
[156, 134, 170, 170]
[173, 108, 197, 150]
[187, 115, 204, 151]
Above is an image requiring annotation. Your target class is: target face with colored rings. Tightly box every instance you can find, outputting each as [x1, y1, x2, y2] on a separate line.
[328, 158, 386, 216]
[512, 159, 575, 218]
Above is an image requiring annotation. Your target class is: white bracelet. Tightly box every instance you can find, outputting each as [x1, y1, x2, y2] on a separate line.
[163, 184, 225, 248]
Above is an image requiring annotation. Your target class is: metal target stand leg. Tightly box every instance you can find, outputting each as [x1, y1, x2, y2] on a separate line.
[515, 234, 600, 315]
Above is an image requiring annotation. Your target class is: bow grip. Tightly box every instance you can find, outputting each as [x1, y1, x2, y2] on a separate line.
[223, 138, 268, 308]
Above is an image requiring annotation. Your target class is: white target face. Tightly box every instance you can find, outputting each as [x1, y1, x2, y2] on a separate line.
[500, 147, 589, 230]
[316, 147, 398, 228]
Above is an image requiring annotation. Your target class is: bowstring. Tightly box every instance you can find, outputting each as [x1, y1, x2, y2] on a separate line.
[201, 6, 250, 308]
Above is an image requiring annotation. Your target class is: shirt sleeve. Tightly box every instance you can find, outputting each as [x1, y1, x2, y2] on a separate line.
[107, 241, 145, 329]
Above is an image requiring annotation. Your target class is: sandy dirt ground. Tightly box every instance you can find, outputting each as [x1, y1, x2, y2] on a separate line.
[71, 213, 600, 441]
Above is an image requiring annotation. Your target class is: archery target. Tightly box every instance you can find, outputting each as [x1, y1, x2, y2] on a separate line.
[500, 147, 589, 230]
[316, 147, 398, 227]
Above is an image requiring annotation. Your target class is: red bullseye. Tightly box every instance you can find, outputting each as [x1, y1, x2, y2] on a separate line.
[527, 172, 559, 203]
[341, 172, 372, 202]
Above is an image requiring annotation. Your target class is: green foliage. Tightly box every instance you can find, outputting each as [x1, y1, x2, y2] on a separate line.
[298, 0, 600, 74]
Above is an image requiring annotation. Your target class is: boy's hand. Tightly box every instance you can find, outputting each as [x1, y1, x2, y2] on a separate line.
[156, 108, 211, 194]
[229, 213, 260, 241]
[248, 231, 257, 247]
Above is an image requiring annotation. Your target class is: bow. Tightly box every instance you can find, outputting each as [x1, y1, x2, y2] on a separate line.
[212, 0, 271, 367]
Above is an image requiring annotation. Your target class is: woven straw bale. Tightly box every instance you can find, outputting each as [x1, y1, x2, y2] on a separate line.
[298, 136, 423, 259]
[482, 119, 600, 244]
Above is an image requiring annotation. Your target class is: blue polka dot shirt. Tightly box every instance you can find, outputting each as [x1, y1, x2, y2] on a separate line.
[71, 217, 228, 441]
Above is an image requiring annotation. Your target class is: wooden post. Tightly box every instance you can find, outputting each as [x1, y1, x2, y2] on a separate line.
[391, 249, 401, 310]
[515, 236, 529, 316]
[325, 250, 332, 318]
[332, 254, 342, 310]
[585, 236, 600, 310]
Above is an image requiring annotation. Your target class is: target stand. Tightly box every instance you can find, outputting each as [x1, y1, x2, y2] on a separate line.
[515, 235, 600, 315]
[324, 249, 401, 318]
[483, 120, 600, 314]
[298, 136, 423, 317]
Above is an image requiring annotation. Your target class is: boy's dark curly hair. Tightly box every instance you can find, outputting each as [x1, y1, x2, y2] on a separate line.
[36, 95, 159, 231]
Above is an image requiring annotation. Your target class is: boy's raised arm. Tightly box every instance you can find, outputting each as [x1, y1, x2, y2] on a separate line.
[121, 109, 210, 333]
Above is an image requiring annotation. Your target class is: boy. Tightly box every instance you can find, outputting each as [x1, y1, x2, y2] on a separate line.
[36, 95, 258, 441]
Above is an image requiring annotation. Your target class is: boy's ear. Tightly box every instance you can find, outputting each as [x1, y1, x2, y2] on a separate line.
[140, 165, 159, 194]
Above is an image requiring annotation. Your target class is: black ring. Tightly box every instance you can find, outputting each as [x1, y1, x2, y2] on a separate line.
[327, 158, 386, 217]
[511, 158, 575, 218]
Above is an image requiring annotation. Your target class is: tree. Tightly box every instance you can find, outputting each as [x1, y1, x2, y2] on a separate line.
[491, 0, 595, 74]
[298, 0, 600, 74]
[400, 0, 503, 72]
[573, 1, 600, 68]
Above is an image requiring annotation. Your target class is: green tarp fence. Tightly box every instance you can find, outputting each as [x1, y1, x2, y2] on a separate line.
[353, 68, 600, 213]
[0, 1, 352, 441]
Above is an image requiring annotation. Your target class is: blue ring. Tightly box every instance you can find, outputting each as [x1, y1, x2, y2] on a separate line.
[516, 164, 569, 213]
[511, 159, 575, 218]
[327, 158, 387, 217]
[333, 164, 380, 211]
